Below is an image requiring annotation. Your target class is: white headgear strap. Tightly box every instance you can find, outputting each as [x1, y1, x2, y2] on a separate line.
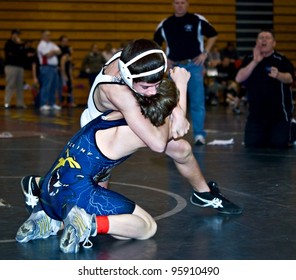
[118, 49, 167, 90]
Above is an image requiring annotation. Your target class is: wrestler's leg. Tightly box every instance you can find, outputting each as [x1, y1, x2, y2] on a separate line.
[165, 138, 243, 214]
[165, 138, 209, 192]
[98, 180, 109, 189]
[99, 204, 157, 240]
[60, 180, 156, 253]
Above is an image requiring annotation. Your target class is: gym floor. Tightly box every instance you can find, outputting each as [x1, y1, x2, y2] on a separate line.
[0, 104, 296, 260]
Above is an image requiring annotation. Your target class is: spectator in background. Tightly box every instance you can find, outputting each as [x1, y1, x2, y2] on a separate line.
[4, 29, 26, 109]
[23, 40, 39, 84]
[80, 43, 106, 88]
[102, 42, 117, 61]
[206, 45, 221, 68]
[205, 56, 240, 111]
[217, 56, 241, 114]
[23, 40, 40, 107]
[220, 41, 239, 63]
[58, 35, 75, 107]
[204, 45, 221, 105]
[23, 40, 37, 71]
[236, 29, 295, 148]
[37, 30, 61, 111]
[153, 0, 218, 145]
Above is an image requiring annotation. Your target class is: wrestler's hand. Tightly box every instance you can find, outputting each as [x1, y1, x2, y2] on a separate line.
[170, 106, 190, 139]
[170, 67, 191, 89]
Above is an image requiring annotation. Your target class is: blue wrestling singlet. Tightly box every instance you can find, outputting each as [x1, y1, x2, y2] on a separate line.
[40, 111, 136, 221]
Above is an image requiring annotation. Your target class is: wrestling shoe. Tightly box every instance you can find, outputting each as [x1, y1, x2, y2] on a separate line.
[16, 210, 62, 243]
[21, 175, 41, 209]
[190, 181, 243, 215]
[60, 206, 97, 254]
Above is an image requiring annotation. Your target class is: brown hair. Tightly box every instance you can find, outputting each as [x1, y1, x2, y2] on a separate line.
[133, 78, 179, 127]
[258, 29, 275, 39]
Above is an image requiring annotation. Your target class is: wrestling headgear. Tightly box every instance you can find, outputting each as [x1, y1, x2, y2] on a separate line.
[118, 49, 167, 90]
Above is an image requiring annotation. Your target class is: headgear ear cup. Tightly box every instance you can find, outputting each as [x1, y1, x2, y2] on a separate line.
[118, 59, 133, 88]
[118, 49, 167, 90]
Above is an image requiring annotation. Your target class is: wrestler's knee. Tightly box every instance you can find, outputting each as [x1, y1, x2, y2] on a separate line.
[166, 139, 192, 161]
[139, 219, 157, 240]
[132, 205, 158, 240]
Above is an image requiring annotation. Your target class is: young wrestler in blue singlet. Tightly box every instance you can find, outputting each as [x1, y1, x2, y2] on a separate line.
[41, 111, 135, 221]
[16, 77, 182, 254]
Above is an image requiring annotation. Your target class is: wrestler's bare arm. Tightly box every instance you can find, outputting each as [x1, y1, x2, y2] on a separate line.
[105, 86, 170, 153]
[96, 115, 171, 160]
[170, 67, 190, 114]
[169, 67, 190, 138]
[96, 64, 189, 152]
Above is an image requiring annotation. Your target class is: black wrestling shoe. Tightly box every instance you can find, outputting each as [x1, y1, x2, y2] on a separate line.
[190, 181, 243, 215]
[21, 175, 41, 210]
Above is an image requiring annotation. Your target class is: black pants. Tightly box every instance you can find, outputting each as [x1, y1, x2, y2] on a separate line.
[244, 118, 292, 148]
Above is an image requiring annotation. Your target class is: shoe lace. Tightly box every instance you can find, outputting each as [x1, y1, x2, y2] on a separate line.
[82, 237, 93, 249]
[35, 212, 51, 236]
[208, 181, 231, 203]
[210, 186, 230, 204]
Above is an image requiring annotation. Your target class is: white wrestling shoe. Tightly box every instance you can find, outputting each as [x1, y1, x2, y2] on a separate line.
[16, 210, 62, 243]
[59, 206, 97, 254]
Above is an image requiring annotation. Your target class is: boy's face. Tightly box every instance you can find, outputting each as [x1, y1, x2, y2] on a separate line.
[133, 81, 161, 96]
